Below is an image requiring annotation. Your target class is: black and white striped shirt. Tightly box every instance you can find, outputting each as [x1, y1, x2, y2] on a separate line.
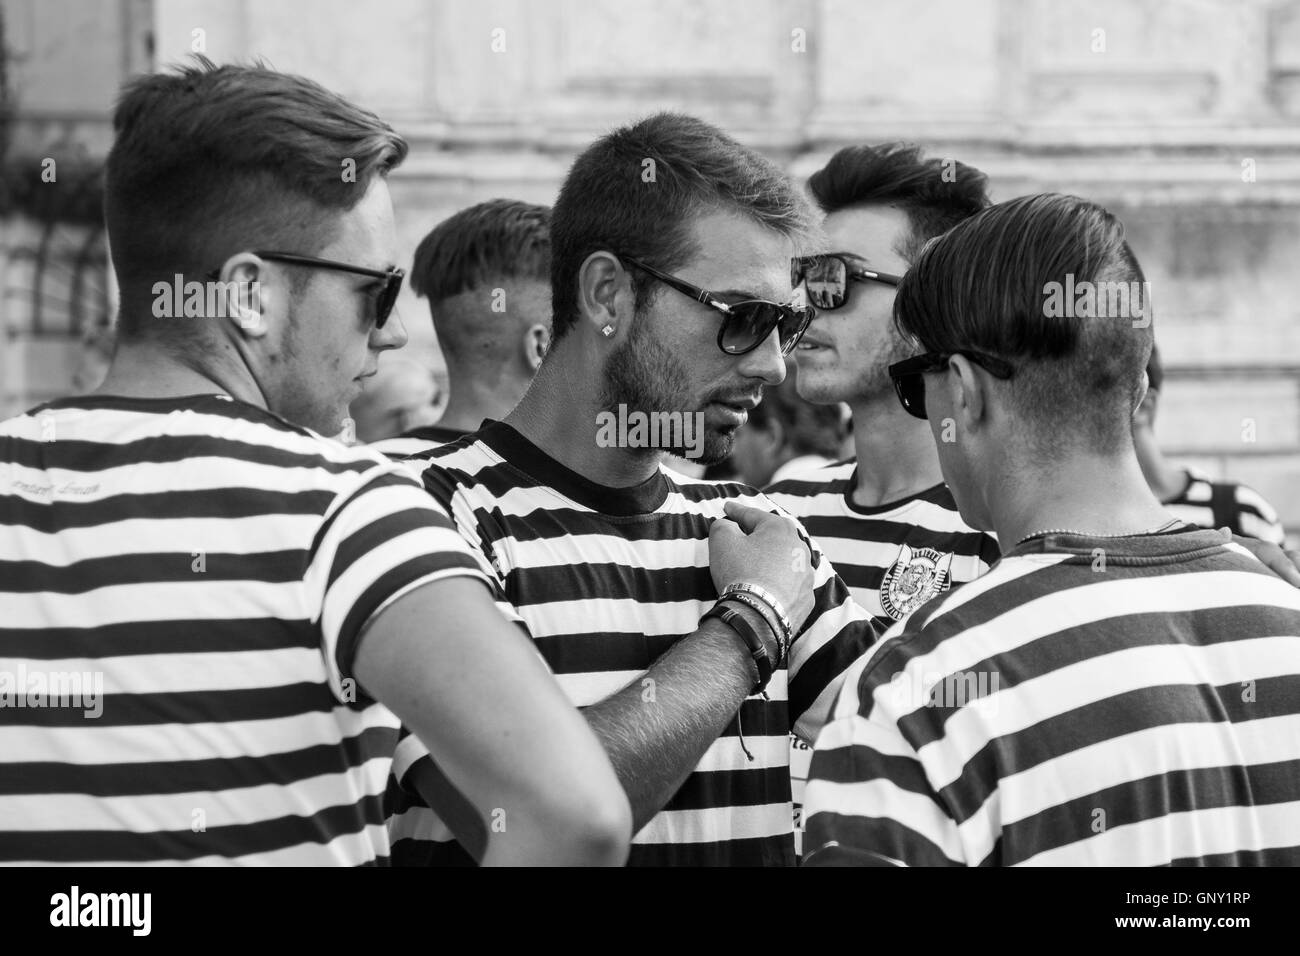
[804, 527, 1300, 866]
[1162, 466, 1286, 545]
[368, 424, 468, 460]
[386, 420, 880, 866]
[0, 394, 488, 865]
[765, 460, 1000, 850]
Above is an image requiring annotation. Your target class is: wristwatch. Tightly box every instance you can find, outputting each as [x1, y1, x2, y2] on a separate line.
[702, 602, 774, 694]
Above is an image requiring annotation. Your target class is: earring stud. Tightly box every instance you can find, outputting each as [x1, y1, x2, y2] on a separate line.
[601, 324, 615, 337]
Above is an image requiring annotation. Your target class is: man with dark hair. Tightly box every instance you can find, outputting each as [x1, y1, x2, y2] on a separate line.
[804, 193, 1300, 866]
[768, 143, 1000, 846]
[0, 59, 632, 865]
[387, 112, 881, 866]
[372, 199, 552, 457]
[1134, 344, 1286, 544]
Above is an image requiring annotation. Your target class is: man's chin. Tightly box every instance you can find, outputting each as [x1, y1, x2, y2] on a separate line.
[695, 428, 736, 466]
[791, 369, 849, 405]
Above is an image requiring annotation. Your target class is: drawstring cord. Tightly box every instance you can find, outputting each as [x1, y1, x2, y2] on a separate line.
[734, 691, 769, 762]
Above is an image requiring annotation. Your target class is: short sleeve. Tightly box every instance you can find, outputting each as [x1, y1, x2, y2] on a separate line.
[304, 466, 491, 704]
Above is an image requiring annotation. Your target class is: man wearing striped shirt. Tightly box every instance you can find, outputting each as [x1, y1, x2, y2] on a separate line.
[1135, 344, 1287, 545]
[804, 194, 1300, 866]
[370, 200, 552, 459]
[387, 113, 881, 866]
[767, 145, 1001, 847]
[0, 59, 630, 866]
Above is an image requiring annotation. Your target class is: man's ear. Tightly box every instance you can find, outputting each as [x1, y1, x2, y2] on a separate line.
[946, 354, 987, 431]
[217, 252, 280, 340]
[523, 322, 550, 371]
[576, 251, 630, 341]
[1133, 374, 1157, 426]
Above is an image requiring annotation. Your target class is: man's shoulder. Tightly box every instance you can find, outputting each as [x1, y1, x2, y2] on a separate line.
[664, 467, 810, 521]
[7, 393, 407, 481]
[764, 457, 856, 499]
[369, 424, 473, 461]
[860, 551, 1046, 662]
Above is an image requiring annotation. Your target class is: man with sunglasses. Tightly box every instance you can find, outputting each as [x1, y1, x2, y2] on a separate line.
[803, 193, 1300, 866]
[0, 59, 632, 865]
[387, 112, 881, 866]
[767, 144, 1001, 849]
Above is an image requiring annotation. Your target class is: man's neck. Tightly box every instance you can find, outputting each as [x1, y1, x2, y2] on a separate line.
[437, 369, 530, 434]
[848, 392, 945, 508]
[92, 337, 262, 407]
[991, 448, 1173, 548]
[504, 349, 661, 487]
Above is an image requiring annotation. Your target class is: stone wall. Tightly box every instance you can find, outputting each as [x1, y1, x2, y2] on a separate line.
[3, 0, 1296, 534]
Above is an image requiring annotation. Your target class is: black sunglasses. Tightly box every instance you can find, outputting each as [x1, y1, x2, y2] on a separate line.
[621, 256, 816, 356]
[887, 350, 1015, 420]
[257, 251, 404, 329]
[208, 251, 405, 329]
[791, 253, 904, 311]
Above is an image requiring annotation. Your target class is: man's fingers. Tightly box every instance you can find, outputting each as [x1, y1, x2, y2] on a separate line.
[1276, 549, 1300, 588]
[709, 517, 743, 545]
[723, 500, 775, 533]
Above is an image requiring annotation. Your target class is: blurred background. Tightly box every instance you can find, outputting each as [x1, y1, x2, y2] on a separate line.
[2, 0, 1298, 534]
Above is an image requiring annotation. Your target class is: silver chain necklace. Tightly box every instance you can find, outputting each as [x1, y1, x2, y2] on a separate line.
[1016, 517, 1182, 548]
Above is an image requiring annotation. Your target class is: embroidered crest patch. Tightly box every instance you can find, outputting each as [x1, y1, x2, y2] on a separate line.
[879, 544, 954, 620]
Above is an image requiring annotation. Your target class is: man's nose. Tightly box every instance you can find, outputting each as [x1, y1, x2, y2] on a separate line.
[374, 311, 409, 351]
[736, 327, 787, 386]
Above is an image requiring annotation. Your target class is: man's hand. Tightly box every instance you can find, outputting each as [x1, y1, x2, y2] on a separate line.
[709, 500, 816, 633]
[1225, 529, 1300, 587]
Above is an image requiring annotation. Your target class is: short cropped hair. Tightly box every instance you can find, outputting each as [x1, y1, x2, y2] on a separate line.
[808, 143, 990, 263]
[105, 57, 407, 337]
[549, 112, 817, 344]
[892, 193, 1153, 453]
[410, 199, 551, 304]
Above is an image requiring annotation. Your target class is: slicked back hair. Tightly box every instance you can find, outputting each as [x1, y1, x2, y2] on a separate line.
[892, 193, 1153, 454]
[105, 56, 407, 339]
[808, 143, 990, 263]
[411, 199, 551, 304]
[548, 112, 817, 345]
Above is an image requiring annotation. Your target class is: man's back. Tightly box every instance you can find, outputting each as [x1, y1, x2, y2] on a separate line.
[766, 459, 1000, 852]
[0, 394, 488, 865]
[805, 527, 1300, 866]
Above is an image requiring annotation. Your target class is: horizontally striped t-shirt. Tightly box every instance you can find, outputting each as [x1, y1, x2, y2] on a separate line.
[765, 460, 1000, 849]
[386, 421, 880, 866]
[368, 424, 469, 460]
[0, 394, 488, 865]
[804, 527, 1300, 866]
[1162, 466, 1286, 545]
